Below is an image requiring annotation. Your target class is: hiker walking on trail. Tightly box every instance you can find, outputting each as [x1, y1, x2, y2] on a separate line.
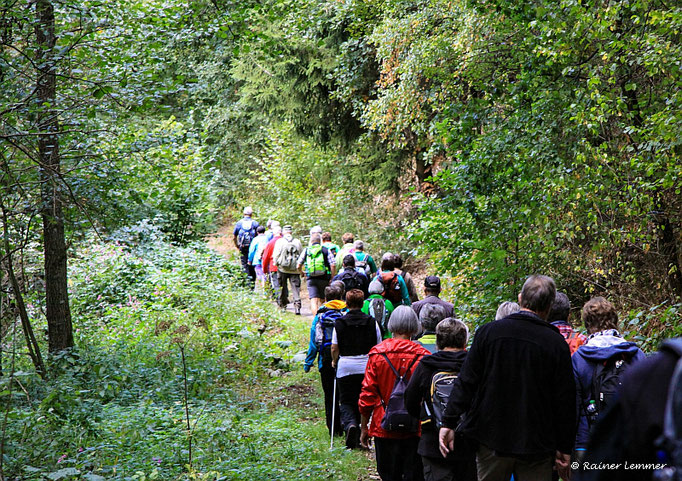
[353, 240, 377, 277]
[304, 284, 346, 437]
[331, 289, 382, 449]
[273, 225, 303, 314]
[233, 207, 259, 286]
[405, 318, 476, 481]
[376, 253, 411, 307]
[359, 306, 430, 481]
[575, 337, 682, 481]
[332, 255, 369, 299]
[265, 219, 279, 242]
[439, 275, 576, 481]
[261, 225, 283, 301]
[297, 233, 336, 314]
[495, 301, 520, 320]
[248, 225, 269, 290]
[572, 297, 644, 458]
[412, 276, 455, 353]
[394, 254, 419, 303]
[321, 232, 340, 258]
[549, 292, 586, 355]
[363, 279, 394, 339]
[335, 233, 356, 266]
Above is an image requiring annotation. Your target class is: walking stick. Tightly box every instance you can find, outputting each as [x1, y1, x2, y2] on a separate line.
[330, 373, 337, 450]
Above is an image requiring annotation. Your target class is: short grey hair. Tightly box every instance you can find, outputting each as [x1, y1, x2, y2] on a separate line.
[436, 318, 469, 350]
[387, 305, 421, 336]
[310, 233, 321, 244]
[354, 240, 364, 251]
[519, 275, 556, 314]
[495, 301, 520, 320]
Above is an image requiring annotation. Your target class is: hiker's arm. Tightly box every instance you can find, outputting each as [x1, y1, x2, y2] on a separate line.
[304, 317, 318, 372]
[331, 343, 339, 368]
[404, 363, 426, 418]
[399, 277, 411, 306]
[439, 427, 455, 457]
[360, 413, 371, 448]
[554, 344, 577, 454]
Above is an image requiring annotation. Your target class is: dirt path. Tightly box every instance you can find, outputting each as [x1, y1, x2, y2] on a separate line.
[206, 225, 314, 318]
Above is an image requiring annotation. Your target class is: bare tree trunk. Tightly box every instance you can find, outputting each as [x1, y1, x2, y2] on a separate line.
[34, 0, 73, 353]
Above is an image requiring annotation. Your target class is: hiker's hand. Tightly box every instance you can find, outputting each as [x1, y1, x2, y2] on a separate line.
[303, 365, 310, 373]
[360, 426, 370, 449]
[438, 427, 455, 458]
[555, 451, 572, 480]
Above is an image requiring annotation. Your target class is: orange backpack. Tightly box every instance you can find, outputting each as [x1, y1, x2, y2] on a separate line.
[567, 331, 585, 355]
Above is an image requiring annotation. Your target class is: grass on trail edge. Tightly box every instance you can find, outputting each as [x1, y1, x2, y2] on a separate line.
[3, 234, 374, 481]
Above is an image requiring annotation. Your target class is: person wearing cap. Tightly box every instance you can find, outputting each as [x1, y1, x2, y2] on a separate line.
[233, 207, 259, 287]
[411, 276, 455, 319]
[273, 225, 304, 314]
[362, 279, 395, 338]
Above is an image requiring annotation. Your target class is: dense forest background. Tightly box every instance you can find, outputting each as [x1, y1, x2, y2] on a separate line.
[0, 0, 680, 478]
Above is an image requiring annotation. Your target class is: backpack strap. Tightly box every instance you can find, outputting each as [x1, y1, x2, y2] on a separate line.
[378, 353, 423, 406]
[380, 352, 401, 379]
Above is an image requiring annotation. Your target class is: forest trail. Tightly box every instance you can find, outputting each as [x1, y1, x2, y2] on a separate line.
[207, 224, 314, 317]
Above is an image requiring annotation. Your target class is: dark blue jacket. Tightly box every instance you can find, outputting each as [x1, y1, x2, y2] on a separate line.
[572, 332, 645, 450]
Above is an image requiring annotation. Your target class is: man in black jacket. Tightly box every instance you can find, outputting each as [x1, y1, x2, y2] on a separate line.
[439, 275, 576, 481]
[405, 317, 476, 481]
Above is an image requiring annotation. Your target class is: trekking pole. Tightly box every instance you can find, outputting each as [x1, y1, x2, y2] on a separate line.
[330, 373, 337, 450]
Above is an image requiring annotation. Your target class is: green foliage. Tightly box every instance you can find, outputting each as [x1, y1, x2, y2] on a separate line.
[1, 233, 372, 480]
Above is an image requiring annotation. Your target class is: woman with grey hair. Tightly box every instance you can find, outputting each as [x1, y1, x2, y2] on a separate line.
[358, 306, 430, 480]
[495, 301, 520, 320]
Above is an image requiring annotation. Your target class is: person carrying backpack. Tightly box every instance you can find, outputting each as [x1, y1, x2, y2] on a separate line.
[297, 233, 336, 314]
[359, 306, 430, 481]
[549, 292, 587, 355]
[321, 232, 340, 258]
[363, 279, 394, 339]
[332, 255, 369, 299]
[353, 240, 377, 277]
[304, 284, 347, 437]
[575, 337, 682, 481]
[248, 225, 269, 290]
[233, 207, 259, 287]
[335, 233, 356, 267]
[412, 276, 455, 352]
[376, 253, 411, 307]
[272, 225, 303, 314]
[331, 289, 383, 449]
[405, 318, 476, 481]
[572, 297, 645, 457]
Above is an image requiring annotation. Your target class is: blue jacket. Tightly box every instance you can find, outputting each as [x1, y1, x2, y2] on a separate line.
[304, 301, 347, 372]
[247, 234, 269, 265]
[572, 331, 646, 450]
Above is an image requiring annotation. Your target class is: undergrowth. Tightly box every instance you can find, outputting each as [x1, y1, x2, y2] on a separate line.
[2, 228, 372, 480]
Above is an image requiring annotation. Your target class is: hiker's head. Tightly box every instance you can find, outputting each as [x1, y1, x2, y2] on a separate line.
[330, 280, 345, 297]
[343, 254, 356, 269]
[548, 292, 570, 323]
[256, 225, 266, 234]
[388, 306, 420, 337]
[310, 225, 322, 236]
[243, 206, 253, 217]
[495, 301, 520, 320]
[393, 254, 404, 269]
[310, 233, 321, 245]
[424, 276, 441, 296]
[322, 232, 332, 242]
[436, 318, 469, 351]
[354, 240, 365, 252]
[345, 289, 364, 310]
[581, 297, 618, 333]
[381, 253, 395, 271]
[282, 225, 293, 235]
[518, 275, 556, 319]
[368, 279, 384, 295]
[266, 219, 274, 229]
[272, 225, 282, 237]
[325, 284, 343, 302]
[342, 233, 354, 245]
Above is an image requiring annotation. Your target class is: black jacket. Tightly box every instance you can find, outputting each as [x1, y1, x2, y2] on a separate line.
[405, 350, 476, 466]
[577, 344, 678, 481]
[334, 310, 378, 356]
[442, 311, 576, 457]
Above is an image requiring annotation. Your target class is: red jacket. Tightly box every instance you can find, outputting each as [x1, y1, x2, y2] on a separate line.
[359, 338, 430, 439]
[261, 235, 282, 274]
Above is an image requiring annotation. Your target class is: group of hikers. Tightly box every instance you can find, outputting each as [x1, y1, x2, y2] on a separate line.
[233, 209, 682, 481]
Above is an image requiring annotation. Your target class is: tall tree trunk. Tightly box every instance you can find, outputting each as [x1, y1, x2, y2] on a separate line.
[35, 0, 73, 353]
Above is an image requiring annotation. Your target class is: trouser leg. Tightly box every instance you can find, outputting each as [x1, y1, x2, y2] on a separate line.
[319, 365, 341, 436]
[477, 444, 514, 481]
[423, 456, 457, 481]
[513, 456, 553, 481]
[269, 272, 281, 301]
[290, 274, 301, 312]
[279, 272, 289, 308]
[336, 374, 362, 430]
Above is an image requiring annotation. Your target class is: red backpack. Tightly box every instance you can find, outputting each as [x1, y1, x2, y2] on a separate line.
[567, 331, 585, 355]
[378, 272, 402, 305]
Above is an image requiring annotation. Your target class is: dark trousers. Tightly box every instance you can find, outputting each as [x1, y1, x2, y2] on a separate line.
[476, 444, 553, 481]
[320, 364, 342, 436]
[278, 272, 301, 310]
[337, 374, 363, 431]
[375, 436, 424, 481]
[268, 272, 281, 301]
[422, 455, 475, 481]
[240, 246, 256, 288]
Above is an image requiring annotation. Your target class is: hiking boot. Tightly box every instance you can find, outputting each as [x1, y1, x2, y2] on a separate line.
[295, 305, 301, 315]
[345, 425, 359, 449]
